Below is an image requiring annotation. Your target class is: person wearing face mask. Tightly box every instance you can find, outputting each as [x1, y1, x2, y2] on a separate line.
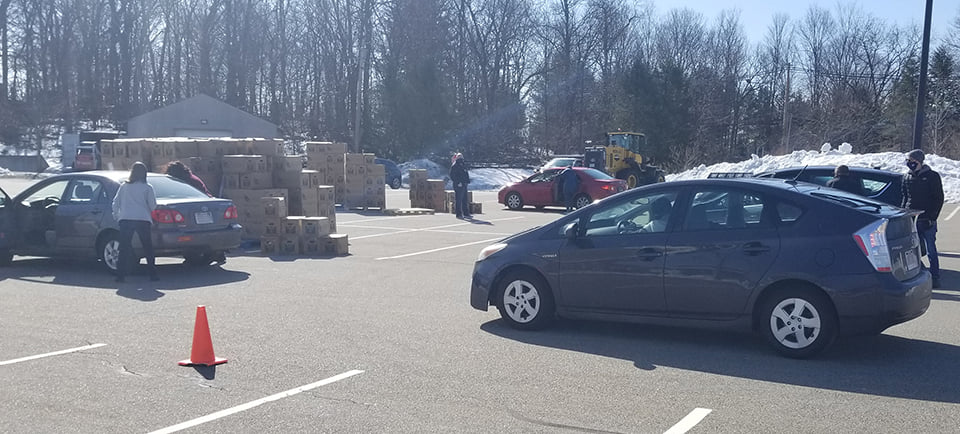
[902, 149, 944, 288]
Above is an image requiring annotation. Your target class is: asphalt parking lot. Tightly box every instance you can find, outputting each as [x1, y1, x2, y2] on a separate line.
[2, 180, 960, 433]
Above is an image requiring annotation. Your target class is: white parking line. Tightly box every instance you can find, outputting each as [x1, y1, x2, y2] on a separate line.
[338, 223, 512, 237]
[664, 408, 712, 434]
[0, 343, 107, 366]
[148, 370, 364, 434]
[376, 237, 504, 260]
[946, 205, 960, 221]
[349, 217, 524, 241]
[336, 214, 427, 224]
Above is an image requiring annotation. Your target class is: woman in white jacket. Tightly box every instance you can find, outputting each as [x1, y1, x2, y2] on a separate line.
[112, 162, 158, 282]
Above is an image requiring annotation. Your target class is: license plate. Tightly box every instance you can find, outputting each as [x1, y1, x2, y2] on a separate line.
[904, 250, 919, 271]
[195, 211, 213, 224]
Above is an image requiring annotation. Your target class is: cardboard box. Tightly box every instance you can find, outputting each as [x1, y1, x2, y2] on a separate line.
[272, 155, 303, 171]
[198, 139, 226, 157]
[251, 138, 284, 156]
[260, 236, 279, 255]
[301, 217, 331, 237]
[240, 172, 273, 189]
[174, 140, 199, 158]
[222, 155, 268, 173]
[302, 170, 321, 188]
[279, 237, 300, 255]
[282, 216, 303, 236]
[301, 237, 322, 256]
[263, 220, 281, 236]
[317, 185, 336, 203]
[321, 234, 349, 255]
[261, 196, 288, 220]
[222, 174, 241, 190]
[222, 188, 288, 204]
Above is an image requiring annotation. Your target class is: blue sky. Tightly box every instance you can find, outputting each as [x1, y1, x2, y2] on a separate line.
[663, 0, 960, 46]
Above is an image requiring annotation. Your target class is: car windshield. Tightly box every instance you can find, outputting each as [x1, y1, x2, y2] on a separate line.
[581, 168, 615, 180]
[147, 175, 211, 199]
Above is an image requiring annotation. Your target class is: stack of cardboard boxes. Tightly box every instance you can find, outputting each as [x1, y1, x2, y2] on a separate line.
[303, 142, 346, 202]
[408, 168, 482, 214]
[257, 198, 349, 257]
[342, 153, 386, 209]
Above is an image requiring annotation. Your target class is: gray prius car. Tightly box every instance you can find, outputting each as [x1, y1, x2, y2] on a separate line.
[0, 171, 242, 273]
[470, 177, 932, 358]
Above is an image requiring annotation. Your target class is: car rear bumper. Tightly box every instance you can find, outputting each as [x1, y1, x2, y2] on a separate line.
[154, 224, 243, 254]
[833, 270, 932, 335]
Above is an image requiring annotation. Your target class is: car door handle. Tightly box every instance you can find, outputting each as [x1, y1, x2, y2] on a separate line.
[742, 242, 770, 255]
[636, 248, 663, 260]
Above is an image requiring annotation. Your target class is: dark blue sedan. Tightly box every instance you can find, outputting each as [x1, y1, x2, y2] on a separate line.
[471, 177, 931, 358]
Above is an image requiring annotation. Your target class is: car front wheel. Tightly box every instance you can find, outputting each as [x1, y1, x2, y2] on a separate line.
[98, 232, 121, 274]
[505, 192, 524, 210]
[390, 177, 402, 189]
[760, 288, 837, 358]
[496, 270, 555, 330]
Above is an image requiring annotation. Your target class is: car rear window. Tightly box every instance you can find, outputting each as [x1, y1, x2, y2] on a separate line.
[581, 168, 614, 180]
[148, 176, 211, 199]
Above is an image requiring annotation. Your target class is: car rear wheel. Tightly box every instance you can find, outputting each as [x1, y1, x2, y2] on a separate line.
[760, 288, 837, 358]
[574, 194, 592, 209]
[505, 192, 524, 210]
[496, 270, 555, 330]
[390, 177, 402, 189]
[98, 232, 121, 274]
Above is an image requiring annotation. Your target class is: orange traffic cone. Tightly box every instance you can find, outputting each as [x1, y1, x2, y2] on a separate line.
[178, 305, 227, 366]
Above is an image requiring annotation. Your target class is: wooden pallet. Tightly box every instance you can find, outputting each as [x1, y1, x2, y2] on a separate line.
[383, 207, 436, 216]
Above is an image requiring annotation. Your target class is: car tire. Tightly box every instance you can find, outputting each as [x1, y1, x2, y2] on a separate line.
[390, 177, 402, 190]
[574, 194, 591, 209]
[98, 232, 122, 274]
[496, 270, 556, 330]
[760, 288, 837, 358]
[0, 249, 12, 266]
[505, 192, 524, 210]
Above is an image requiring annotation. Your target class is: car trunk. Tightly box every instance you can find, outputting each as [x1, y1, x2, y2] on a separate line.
[155, 198, 235, 232]
[885, 214, 924, 281]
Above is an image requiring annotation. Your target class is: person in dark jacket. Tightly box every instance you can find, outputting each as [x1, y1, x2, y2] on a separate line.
[826, 165, 863, 195]
[165, 161, 211, 196]
[449, 153, 472, 219]
[902, 149, 945, 288]
[559, 166, 581, 212]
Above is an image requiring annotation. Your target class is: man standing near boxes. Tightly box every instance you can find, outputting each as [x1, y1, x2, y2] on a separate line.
[450, 153, 472, 219]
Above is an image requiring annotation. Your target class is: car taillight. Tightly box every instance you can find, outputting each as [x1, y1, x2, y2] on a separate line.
[853, 219, 892, 272]
[601, 184, 614, 191]
[152, 209, 185, 224]
[224, 205, 238, 219]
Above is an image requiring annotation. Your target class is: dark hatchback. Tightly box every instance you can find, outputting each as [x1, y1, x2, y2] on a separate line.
[0, 171, 242, 273]
[375, 158, 403, 189]
[753, 166, 904, 206]
[471, 177, 931, 358]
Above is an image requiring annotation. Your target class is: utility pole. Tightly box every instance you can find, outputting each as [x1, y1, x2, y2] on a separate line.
[781, 63, 791, 152]
[913, 0, 934, 151]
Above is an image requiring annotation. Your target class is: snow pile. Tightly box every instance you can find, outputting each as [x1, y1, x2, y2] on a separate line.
[399, 158, 531, 191]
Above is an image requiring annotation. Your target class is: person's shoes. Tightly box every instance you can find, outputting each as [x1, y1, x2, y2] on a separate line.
[115, 276, 125, 283]
[932, 277, 941, 289]
[456, 215, 464, 219]
[212, 252, 227, 265]
[464, 214, 473, 219]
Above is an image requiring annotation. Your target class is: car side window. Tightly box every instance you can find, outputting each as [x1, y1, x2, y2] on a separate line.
[65, 179, 104, 204]
[861, 177, 888, 195]
[776, 202, 803, 223]
[683, 188, 771, 231]
[21, 180, 70, 206]
[583, 192, 677, 236]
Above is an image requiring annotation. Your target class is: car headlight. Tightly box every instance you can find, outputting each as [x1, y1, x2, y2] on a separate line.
[477, 243, 508, 262]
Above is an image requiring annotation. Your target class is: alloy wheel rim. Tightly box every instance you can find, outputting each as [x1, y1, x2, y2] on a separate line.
[503, 280, 540, 323]
[104, 240, 120, 271]
[769, 297, 822, 349]
[507, 194, 520, 208]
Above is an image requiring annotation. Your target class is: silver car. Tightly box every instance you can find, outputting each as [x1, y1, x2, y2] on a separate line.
[0, 171, 242, 273]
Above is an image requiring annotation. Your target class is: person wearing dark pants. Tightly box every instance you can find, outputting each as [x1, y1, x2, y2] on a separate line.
[112, 162, 158, 282]
[450, 153, 472, 219]
[902, 149, 944, 288]
[559, 166, 581, 212]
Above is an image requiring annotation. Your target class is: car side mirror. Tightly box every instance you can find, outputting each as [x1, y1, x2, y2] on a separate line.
[563, 221, 579, 239]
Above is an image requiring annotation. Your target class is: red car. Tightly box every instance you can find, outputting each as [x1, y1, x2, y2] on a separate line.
[499, 167, 628, 210]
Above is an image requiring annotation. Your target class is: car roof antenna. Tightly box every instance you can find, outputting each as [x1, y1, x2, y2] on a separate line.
[787, 165, 808, 185]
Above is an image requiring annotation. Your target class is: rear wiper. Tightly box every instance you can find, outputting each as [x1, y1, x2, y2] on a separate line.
[811, 192, 882, 212]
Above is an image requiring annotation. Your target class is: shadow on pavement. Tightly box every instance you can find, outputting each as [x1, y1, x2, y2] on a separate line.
[481, 318, 960, 403]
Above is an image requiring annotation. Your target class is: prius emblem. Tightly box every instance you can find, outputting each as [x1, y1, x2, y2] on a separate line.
[201, 206, 209, 212]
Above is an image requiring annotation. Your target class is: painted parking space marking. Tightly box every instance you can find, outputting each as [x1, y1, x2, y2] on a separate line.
[663, 408, 712, 434]
[945, 205, 960, 221]
[336, 214, 428, 224]
[376, 237, 504, 260]
[338, 223, 512, 237]
[349, 217, 524, 241]
[148, 370, 364, 434]
[0, 343, 107, 366]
